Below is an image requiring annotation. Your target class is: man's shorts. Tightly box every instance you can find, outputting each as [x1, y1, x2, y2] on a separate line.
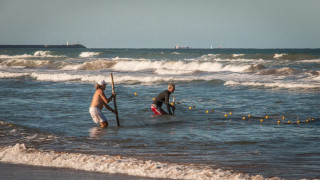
[89, 107, 107, 124]
[151, 104, 167, 115]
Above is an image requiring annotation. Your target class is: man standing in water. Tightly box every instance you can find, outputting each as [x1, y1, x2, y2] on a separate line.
[151, 83, 175, 115]
[89, 80, 116, 127]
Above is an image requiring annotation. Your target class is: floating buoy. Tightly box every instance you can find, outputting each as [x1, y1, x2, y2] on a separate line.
[134, 92, 138, 96]
[248, 114, 251, 118]
[287, 121, 291, 124]
[265, 116, 269, 119]
[277, 120, 281, 124]
[306, 120, 309, 123]
[189, 107, 192, 110]
[312, 118, 315, 121]
[282, 116, 285, 120]
[225, 114, 228, 117]
[297, 121, 300, 124]
[206, 110, 209, 114]
[229, 112, 232, 115]
[153, 98, 155, 101]
[242, 117, 246, 120]
[171, 102, 174, 106]
[260, 119, 263, 122]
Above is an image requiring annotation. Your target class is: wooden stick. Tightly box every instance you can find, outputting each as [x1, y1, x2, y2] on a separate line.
[110, 73, 120, 127]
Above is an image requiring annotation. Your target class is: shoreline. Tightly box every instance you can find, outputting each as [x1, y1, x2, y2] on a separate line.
[0, 162, 158, 180]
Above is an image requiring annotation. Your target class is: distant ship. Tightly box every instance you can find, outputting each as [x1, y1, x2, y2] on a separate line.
[0, 41, 86, 48]
[174, 44, 192, 49]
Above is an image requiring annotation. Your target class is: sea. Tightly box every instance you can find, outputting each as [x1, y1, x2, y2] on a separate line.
[0, 48, 319, 179]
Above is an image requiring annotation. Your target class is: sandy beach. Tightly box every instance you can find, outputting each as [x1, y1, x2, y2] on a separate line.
[0, 162, 158, 180]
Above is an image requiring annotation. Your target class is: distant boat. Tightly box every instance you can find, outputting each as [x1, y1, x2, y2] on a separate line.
[174, 44, 192, 49]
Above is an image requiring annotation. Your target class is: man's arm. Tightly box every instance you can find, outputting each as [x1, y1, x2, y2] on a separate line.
[100, 91, 115, 104]
[104, 104, 115, 113]
[164, 92, 172, 115]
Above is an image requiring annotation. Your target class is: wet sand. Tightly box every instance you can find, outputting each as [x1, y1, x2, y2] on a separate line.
[0, 162, 160, 180]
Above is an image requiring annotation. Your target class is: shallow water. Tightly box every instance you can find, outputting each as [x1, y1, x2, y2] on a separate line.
[0, 48, 319, 179]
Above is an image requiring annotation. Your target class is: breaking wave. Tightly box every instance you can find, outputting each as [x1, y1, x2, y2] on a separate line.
[79, 52, 100, 58]
[257, 67, 300, 75]
[0, 144, 268, 180]
[274, 53, 287, 59]
[0, 59, 51, 68]
[224, 81, 320, 89]
[0, 72, 29, 78]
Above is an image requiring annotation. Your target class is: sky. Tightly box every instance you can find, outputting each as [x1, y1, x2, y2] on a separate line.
[0, 0, 319, 48]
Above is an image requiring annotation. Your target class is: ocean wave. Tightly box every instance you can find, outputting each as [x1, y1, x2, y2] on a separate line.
[244, 65, 266, 72]
[0, 54, 33, 59]
[232, 54, 245, 57]
[78, 60, 116, 70]
[0, 144, 268, 180]
[224, 81, 320, 89]
[79, 52, 100, 58]
[200, 54, 219, 61]
[298, 59, 320, 63]
[29, 72, 193, 83]
[0, 51, 66, 59]
[1, 59, 51, 68]
[257, 67, 300, 75]
[273, 53, 287, 59]
[0, 72, 30, 78]
[0, 57, 257, 74]
[33, 51, 66, 58]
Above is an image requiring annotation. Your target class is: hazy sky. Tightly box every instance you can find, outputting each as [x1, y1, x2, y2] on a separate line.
[0, 0, 319, 48]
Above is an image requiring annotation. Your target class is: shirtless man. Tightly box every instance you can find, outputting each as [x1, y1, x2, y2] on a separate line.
[89, 80, 116, 127]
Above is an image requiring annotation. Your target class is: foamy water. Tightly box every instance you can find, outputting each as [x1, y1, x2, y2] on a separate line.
[0, 48, 319, 179]
[0, 144, 271, 180]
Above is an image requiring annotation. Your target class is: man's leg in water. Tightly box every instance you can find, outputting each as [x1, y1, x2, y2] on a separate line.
[99, 121, 108, 128]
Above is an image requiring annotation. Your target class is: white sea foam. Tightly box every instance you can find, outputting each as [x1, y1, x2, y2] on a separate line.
[0, 72, 30, 78]
[60, 64, 83, 70]
[33, 51, 50, 57]
[274, 53, 287, 59]
[111, 60, 250, 73]
[171, 52, 182, 55]
[79, 52, 100, 58]
[29, 72, 184, 83]
[232, 54, 245, 57]
[314, 75, 320, 81]
[1, 59, 51, 68]
[298, 59, 320, 63]
[200, 54, 219, 61]
[224, 81, 320, 89]
[0, 144, 269, 180]
[0, 54, 33, 59]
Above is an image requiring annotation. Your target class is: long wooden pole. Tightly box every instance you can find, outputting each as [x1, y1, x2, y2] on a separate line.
[110, 73, 120, 127]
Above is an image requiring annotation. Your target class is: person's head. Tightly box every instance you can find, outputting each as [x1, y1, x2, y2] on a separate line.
[168, 83, 175, 93]
[95, 80, 107, 90]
